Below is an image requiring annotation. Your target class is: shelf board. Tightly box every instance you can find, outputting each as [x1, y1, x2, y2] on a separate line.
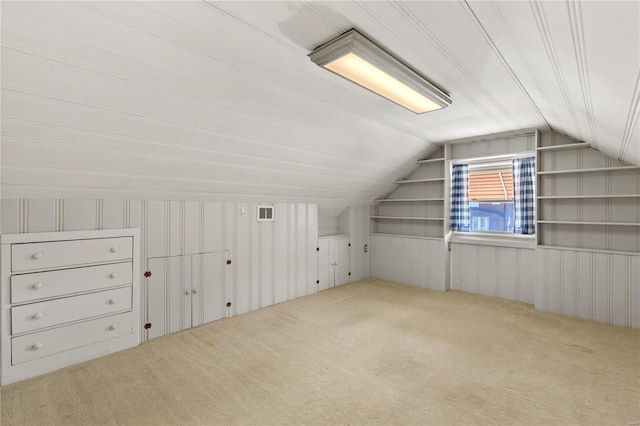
[536, 143, 590, 152]
[371, 216, 444, 221]
[537, 194, 640, 199]
[393, 178, 445, 184]
[538, 166, 639, 175]
[536, 245, 640, 256]
[375, 198, 445, 202]
[370, 233, 444, 241]
[537, 220, 640, 226]
[417, 158, 445, 164]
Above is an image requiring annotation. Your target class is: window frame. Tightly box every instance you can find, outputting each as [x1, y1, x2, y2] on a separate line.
[449, 154, 536, 246]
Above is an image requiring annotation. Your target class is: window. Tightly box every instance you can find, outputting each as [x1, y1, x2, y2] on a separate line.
[468, 167, 514, 233]
[450, 157, 536, 235]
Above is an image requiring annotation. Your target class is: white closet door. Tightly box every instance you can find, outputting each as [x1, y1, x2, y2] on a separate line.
[181, 255, 192, 331]
[196, 251, 223, 325]
[146, 257, 166, 340]
[335, 238, 350, 286]
[318, 239, 331, 291]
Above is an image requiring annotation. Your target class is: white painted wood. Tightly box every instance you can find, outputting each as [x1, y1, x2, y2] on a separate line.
[198, 252, 223, 325]
[146, 201, 167, 259]
[62, 200, 97, 231]
[12, 311, 132, 365]
[370, 234, 443, 291]
[260, 220, 274, 308]
[274, 203, 289, 304]
[234, 202, 251, 316]
[146, 256, 167, 340]
[184, 201, 201, 255]
[102, 200, 126, 230]
[295, 204, 307, 298]
[11, 261, 132, 304]
[12, 236, 133, 272]
[12, 286, 131, 335]
[26, 200, 57, 233]
[452, 243, 535, 304]
[536, 247, 640, 328]
[1, 229, 140, 384]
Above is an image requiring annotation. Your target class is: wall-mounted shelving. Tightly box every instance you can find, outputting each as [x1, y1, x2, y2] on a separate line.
[536, 142, 590, 152]
[537, 165, 638, 175]
[393, 178, 445, 184]
[537, 194, 640, 199]
[373, 147, 447, 238]
[374, 198, 444, 202]
[537, 220, 640, 226]
[371, 216, 444, 221]
[536, 135, 640, 253]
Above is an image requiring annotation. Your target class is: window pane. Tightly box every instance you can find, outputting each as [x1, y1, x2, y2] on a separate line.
[469, 201, 514, 232]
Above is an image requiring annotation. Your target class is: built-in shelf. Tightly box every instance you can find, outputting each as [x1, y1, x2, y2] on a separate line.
[536, 143, 590, 152]
[371, 216, 444, 221]
[537, 220, 640, 226]
[393, 178, 445, 184]
[538, 166, 639, 175]
[538, 194, 640, 199]
[375, 198, 445, 202]
[417, 158, 445, 164]
[369, 233, 444, 241]
[537, 245, 640, 256]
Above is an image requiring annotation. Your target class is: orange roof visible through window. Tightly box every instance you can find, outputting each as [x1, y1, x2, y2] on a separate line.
[468, 170, 513, 201]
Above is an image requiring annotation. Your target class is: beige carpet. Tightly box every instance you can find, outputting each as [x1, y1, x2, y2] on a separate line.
[1, 278, 639, 425]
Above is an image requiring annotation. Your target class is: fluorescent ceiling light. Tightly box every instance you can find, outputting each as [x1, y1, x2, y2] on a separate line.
[309, 29, 452, 114]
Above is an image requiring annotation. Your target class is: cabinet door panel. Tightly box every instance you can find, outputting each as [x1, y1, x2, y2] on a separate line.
[318, 239, 331, 291]
[335, 239, 350, 286]
[146, 257, 167, 340]
[181, 256, 192, 331]
[198, 252, 223, 325]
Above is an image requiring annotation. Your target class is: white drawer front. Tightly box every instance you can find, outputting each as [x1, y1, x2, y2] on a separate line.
[11, 287, 132, 334]
[11, 312, 133, 365]
[11, 262, 133, 304]
[12, 237, 133, 272]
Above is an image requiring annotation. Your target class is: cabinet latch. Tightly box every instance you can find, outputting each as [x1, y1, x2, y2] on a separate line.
[144, 322, 152, 329]
[226, 301, 232, 307]
[144, 271, 152, 278]
[226, 260, 232, 265]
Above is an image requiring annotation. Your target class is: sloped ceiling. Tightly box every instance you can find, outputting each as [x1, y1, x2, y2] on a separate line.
[1, 1, 638, 216]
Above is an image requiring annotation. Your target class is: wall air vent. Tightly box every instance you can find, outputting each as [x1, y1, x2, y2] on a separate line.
[257, 205, 274, 222]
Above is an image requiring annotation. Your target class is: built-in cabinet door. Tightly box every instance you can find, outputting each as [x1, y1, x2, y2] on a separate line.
[317, 237, 350, 291]
[146, 252, 222, 340]
[318, 239, 332, 291]
[193, 251, 223, 326]
[334, 238, 350, 286]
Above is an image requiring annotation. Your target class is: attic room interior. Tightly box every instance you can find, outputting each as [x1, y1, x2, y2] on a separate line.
[0, 0, 638, 424]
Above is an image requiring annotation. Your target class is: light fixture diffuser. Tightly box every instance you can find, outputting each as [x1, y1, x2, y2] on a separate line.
[309, 29, 452, 114]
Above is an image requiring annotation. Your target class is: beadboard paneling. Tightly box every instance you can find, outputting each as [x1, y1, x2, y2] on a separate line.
[349, 206, 371, 282]
[1, 198, 319, 339]
[451, 133, 536, 159]
[536, 247, 640, 328]
[451, 243, 535, 304]
[370, 234, 444, 291]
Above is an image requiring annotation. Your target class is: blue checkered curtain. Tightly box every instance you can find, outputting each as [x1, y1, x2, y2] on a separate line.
[450, 163, 470, 232]
[513, 157, 536, 235]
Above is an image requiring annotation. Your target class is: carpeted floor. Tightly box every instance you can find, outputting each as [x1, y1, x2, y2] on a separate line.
[1, 278, 639, 425]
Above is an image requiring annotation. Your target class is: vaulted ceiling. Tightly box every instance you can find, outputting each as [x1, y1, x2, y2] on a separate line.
[1, 1, 638, 216]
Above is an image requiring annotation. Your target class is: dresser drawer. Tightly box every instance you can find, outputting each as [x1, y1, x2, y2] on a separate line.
[11, 262, 133, 304]
[12, 237, 133, 272]
[11, 287, 132, 335]
[11, 312, 133, 365]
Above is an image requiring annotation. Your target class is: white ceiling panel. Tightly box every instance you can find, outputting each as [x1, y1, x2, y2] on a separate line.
[1, 1, 638, 214]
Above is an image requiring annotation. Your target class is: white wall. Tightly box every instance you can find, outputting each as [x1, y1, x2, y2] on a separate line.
[370, 234, 444, 291]
[318, 214, 338, 237]
[536, 247, 640, 328]
[349, 205, 371, 282]
[1, 199, 318, 340]
[451, 243, 535, 304]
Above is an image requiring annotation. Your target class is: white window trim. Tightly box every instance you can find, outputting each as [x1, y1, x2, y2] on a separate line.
[448, 151, 536, 244]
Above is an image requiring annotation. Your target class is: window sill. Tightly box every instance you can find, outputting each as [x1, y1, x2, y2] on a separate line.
[450, 232, 536, 249]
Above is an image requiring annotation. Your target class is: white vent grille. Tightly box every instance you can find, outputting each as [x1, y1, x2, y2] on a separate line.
[257, 205, 274, 221]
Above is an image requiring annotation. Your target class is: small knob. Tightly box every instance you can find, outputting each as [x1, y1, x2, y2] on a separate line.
[32, 312, 43, 320]
[192, 289, 198, 294]
[110, 246, 119, 253]
[31, 252, 43, 260]
[185, 290, 191, 295]
[109, 272, 119, 279]
[32, 282, 44, 290]
[31, 342, 43, 350]
[108, 324, 118, 331]
[108, 298, 118, 305]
